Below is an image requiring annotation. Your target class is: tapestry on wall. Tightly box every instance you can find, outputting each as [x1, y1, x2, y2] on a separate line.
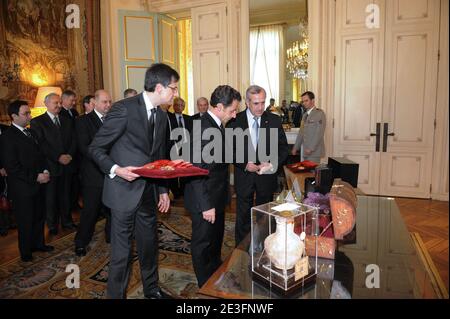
[0, 0, 102, 123]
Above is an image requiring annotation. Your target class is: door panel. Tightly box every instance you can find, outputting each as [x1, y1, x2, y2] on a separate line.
[334, 0, 385, 195]
[333, 0, 440, 198]
[191, 3, 228, 102]
[158, 15, 178, 70]
[381, 0, 439, 198]
[119, 11, 158, 94]
[380, 152, 431, 197]
[341, 151, 381, 195]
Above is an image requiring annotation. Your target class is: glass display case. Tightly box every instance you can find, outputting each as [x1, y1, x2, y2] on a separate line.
[251, 201, 319, 295]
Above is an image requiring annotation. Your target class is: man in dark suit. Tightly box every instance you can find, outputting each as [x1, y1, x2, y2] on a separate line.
[0, 100, 53, 262]
[191, 97, 209, 120]
[59, 90, 80, 121]
[184, 85, 241, 288]
[89, 63, 177, 299]
[228, 85, 288, 246]
[31, 93, 77, 235]
[0, 123, 10, 236]
[74, 90, 112, 256]
[292, 102, 304, 128]
[59, 90, 80, 211]
[167, 97, 192, 197]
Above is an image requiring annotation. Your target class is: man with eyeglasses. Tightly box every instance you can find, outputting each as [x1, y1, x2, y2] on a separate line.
[0, 100, 53, 262]
[89, 63, 179, 299]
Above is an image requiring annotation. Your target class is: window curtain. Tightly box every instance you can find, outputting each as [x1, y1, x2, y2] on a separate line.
[250, 25, 283, 105]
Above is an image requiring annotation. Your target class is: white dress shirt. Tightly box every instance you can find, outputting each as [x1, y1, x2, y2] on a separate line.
[109, 92, 156, 178]
[207, 110, 222, 128]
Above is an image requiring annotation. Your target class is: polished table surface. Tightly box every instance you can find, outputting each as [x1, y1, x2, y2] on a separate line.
[198, 195, 440, 299]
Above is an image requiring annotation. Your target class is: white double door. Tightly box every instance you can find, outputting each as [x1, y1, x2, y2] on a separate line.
[333, 0, 441, 198]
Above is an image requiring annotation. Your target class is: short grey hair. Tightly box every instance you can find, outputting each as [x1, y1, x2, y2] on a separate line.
[196, 97, 208, 105]
[44, 93, 60, 105]
[245, 85, 266, 101]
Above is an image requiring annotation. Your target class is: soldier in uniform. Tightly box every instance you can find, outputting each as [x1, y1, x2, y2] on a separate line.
[291, 91, 326, 164]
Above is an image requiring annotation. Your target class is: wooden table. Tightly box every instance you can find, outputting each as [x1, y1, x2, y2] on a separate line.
[283, 166, 315, 193]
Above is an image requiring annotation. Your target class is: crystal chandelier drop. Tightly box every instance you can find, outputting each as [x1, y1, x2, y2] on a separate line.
[286, 18, 309, 79]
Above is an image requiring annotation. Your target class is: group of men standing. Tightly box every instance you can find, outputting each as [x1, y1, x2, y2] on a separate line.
[0, 89, 113, 262]
[0, 62, 326, 298]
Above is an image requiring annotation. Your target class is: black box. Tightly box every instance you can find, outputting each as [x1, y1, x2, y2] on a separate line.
[315, 164, 333, 194]
[327, 157, 359, 188]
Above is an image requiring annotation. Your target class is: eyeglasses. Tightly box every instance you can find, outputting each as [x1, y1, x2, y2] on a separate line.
[167, 85, 179, 93]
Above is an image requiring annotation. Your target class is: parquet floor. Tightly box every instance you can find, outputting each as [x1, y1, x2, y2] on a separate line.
[395, 198, 449, 292]
[0, 197, 448, 293]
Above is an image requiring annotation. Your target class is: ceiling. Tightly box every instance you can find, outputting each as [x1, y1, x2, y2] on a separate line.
[249, 0, 307, 26]
[250, 0, 307, 11]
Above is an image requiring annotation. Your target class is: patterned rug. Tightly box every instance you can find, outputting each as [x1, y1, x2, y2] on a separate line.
[0, 207, 236, 299]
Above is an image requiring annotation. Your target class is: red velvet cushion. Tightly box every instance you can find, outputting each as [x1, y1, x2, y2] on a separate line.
[132, 160, 209, 179]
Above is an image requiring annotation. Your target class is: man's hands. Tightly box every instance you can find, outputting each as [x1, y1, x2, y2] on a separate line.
[304, 148, 312, 156]
[58, 154, 72, 165]
[115, 166, 140, 182]
[291, 149, 298, 155]
[37, 172, 50, 184]
[158, 193, 170, 213]
[202, 208, 215, 224]
[245, 162, 260, 173]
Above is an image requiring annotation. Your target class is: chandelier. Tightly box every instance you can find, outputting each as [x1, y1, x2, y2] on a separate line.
[286, 18, 309, 79]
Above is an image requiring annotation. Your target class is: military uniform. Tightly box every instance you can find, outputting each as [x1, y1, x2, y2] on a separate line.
[293, 107, 326, 163]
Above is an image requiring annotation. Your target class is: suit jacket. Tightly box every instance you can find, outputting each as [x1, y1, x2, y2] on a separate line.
[0, 124, 9, 194]
[88, 93, 168, 212]
[0, 125, 47, 198]
[168, 112, 193, 133]
[59, 107, 79, 123]
[167, 112, 193, 158]
[293, 107, 326, 158]
[227, 110, 288, 194]
[292, 104, 304, 127]
[75, 112, 105, 188]
[184, 112, 229, 214]
[30, 113, 77, 176]
[0, 124, 9, 169]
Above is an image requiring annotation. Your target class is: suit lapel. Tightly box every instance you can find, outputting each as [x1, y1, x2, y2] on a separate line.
[137, 93, 151, 152]
[89, 112, 102, 129]
[153, 107, 166, 155]
[11, 125, 35, 146]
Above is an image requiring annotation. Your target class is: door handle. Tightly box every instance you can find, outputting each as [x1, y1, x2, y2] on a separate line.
[370, 122, 381, 152]
[383, 123, 395, 152]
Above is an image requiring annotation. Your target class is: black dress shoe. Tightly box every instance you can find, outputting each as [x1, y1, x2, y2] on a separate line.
[21, 255, 33, 262]
[75, 247, 86, 257]
[32, 245, 54, 252]
[145, 288, 171, 299]
[49, 228, 58, 235]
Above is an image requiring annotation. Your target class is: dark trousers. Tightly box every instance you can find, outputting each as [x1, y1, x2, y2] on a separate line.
[190, 208, 225, 288]
[169, 178, 186, 198]
[74, 186, 111, 248]
[45, 172, 73, 229]
[235, 181, 274, 247]
[106, 183, 159, 299]
[12, 189, 46, 258]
